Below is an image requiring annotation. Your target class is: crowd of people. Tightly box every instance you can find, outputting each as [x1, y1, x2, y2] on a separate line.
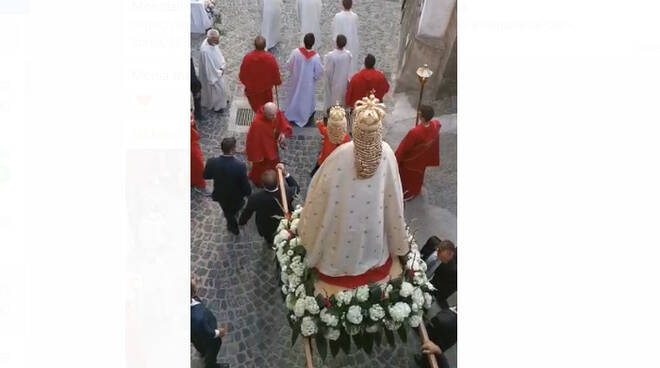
[189, 1, 455, 367]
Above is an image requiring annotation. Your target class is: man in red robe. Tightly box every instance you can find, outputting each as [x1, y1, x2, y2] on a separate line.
[345, 53, 390, 108]
[191, 113, 208, 193]
[395, 105, 441, 201]
[245, 102, 293, 187]
[239, 36, 282, 112]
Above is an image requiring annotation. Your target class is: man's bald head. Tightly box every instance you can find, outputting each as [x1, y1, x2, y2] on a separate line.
[263, 102, 277, 120]
[254, 35, 266, 51]
[206, 29, 220, 45]
[262, 169, 278, 190]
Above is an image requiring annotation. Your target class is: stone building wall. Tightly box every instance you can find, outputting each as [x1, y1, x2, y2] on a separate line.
[395, 0, 457, 102]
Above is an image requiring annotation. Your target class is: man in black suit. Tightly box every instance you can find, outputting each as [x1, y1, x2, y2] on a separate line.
[191, 279, 229, 368]
[238, 164, 299, 244]
[427, 239, 457, 309]
[203, 137, 252, 235]
[419, 307, 457, 368]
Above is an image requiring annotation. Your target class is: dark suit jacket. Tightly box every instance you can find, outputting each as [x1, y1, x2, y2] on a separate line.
[238, 175, 299, 243]
[427, 308, 457, 352]
[191, 58, 201, 94]
[430, 250, 457, 308]
[203, 155, 252, 209]
[191, 300, 220, 356]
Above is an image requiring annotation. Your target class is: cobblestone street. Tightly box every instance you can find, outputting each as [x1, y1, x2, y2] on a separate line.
[191, 1, 457, 367]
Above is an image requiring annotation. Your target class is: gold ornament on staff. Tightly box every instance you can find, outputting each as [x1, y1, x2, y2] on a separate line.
[415, 64, 433, 126]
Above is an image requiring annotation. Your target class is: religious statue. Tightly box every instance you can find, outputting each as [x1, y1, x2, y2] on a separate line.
[298, 95, 409, 283]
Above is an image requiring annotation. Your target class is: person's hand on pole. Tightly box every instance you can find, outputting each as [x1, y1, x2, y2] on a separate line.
[421, 340, 442, 355]
[278, 132, 287, 149]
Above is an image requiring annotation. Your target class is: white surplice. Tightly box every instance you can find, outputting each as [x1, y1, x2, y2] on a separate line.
[199, 39, 228, 111]
[260, 0, 281, 50]
[298, 142, 409, 277]
[297, 0, 322, 47]
[323, 48, 352, 109]
[332, 10, 360, 76]
[284, 48, 323, 126]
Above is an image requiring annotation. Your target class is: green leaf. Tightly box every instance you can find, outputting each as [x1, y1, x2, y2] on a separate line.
[397, 326, 408, 343]
[369, 285, 382, 303]
[291, 325, 300, 347]
[315, 294, 327, 310]
[385, 330, 395, 347]
[329, 338, 341, 357]
[373, 330, 382, 347]
[339, 330, 351, 355]
[363, 333, 374, 355]
[315, 335, 328, 361]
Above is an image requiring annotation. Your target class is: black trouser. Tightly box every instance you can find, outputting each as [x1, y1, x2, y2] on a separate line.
[218, 199, 244, 233]
[203, 337, 222, 368]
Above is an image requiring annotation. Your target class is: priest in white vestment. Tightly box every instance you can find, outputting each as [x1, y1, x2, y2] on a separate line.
[199, 29, 229, 112]
[260, 0, 281, 50]
[323, 34, 352, 109]
[297, 0, 322, 48]
[332, 0, 360, 76]
[299, 95, 409, 277]
[284, 33, 323, 127]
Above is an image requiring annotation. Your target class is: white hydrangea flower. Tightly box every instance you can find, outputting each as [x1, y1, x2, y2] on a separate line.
[295, 284, 306, 298]
[320, 308, 339, 327]
[356, 285, 370, 302]
[412, 287, 425, 307]
[290, 218, 300, 233]
[289, 237, 299, 248]
[294, 298, 307, 317]
[425, 282, 437, 291]
[335, 290, 354, 307]
[399, 282, 414, 298]
[382, 318, 401, 331]
[346, 305, 363, 324]
[290, 262, 305, 277]
[411, 302, 420, 314]
[305, 296, 320, 315]
[278, 253, 290, 267]
[280, 270, 288, 284]
[281, 285, 288, 295]
[301, 316, 318, 337]
[288, 274, 301, 290]
[290, 314, 298, 322]
[389, 302, 412, 322]
[286, 294, 296, 310]
[365, 324, 380, 333]
[291, 255, 302, 265]
[324, 327, 340, 341]
[423, 292, 433, 309]
[369, 304, 385, 321]
[413, 271, 427, 285]
[287, 250, 294, 256]
[409, 314, 423, 328]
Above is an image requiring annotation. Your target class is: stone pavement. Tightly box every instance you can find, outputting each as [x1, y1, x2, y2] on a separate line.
[191, 1, 457, 367]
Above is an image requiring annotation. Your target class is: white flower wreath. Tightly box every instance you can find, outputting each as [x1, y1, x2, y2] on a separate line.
[274, 204, 436, 344]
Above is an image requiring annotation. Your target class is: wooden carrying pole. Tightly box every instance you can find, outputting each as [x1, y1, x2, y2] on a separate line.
[277, 167, 314, 368]
[418, 323, 439, 368]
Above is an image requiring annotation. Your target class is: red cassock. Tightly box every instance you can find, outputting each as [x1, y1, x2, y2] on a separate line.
[239, 50, 282, 112]
[191, 116, 206, 189]
[395, 120, 441, 200]
[316, 121, 351, 165]
[245, 106, 293, 186]
[345, 68, 390, 108]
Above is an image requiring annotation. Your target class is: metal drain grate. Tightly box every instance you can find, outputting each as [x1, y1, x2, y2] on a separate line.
[235, 108, 255, 127]
[236, 109, 326, 127]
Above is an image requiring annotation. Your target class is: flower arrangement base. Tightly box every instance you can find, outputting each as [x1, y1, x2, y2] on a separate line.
[274, 205, 438, 366]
